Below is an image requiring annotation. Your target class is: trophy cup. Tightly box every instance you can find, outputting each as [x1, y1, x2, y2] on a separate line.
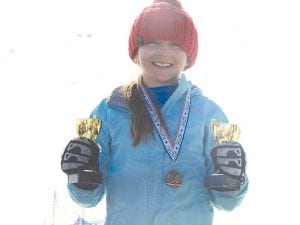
[68, 118, 103, 187]
[204, 119, 242, 191]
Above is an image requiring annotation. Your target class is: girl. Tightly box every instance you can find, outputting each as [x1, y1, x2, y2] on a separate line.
[61, 1, 248, 225]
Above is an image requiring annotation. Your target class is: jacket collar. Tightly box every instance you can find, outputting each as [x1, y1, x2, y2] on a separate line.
[107, 74, 202, 112]
[107, 86, 128, 109]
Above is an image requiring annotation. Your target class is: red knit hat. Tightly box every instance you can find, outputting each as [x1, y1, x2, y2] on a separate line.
[128, 0, 198, 69]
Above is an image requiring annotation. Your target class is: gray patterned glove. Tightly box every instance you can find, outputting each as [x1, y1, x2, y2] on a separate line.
[61, 137, 99, 174]
[211, 141, 246, 184]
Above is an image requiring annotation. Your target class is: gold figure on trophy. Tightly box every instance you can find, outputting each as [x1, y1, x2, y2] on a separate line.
[211, 119, 240, 145]
[76, 118, 101, 141]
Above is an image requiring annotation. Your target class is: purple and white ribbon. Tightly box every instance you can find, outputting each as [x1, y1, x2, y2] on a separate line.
[138, 83, 191, 162]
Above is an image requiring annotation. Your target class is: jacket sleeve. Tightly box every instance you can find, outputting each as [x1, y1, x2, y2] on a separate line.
[67, 99, 111, 208]
[203, 100, 249, 211]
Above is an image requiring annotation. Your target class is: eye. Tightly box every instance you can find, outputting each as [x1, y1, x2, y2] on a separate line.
[149, 41, 161, 46]
[171, 44, 182, 50]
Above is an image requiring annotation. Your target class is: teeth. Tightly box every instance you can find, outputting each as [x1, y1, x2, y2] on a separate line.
[153, 62, 172, 67]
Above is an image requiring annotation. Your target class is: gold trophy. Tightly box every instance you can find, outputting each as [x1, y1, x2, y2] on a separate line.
[68, 118, 102, 187]
[204, 119, 242, 191]
[76, 118, 101, 142]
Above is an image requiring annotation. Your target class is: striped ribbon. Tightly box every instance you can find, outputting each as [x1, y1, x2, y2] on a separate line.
[138, 83, 191, 162]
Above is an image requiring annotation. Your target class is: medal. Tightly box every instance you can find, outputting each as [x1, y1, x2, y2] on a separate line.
[138, 81, 191, 188]
[166, 168, 182, 187]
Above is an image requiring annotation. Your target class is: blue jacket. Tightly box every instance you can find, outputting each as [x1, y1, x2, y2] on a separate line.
[68, 74, 248, 225]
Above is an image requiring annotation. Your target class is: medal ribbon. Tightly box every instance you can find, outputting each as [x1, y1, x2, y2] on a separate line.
[138, 83, 191, 162]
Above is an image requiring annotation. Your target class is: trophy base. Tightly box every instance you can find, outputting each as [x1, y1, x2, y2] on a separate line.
[204, 174, 240, 191]
[68, 170, 102, 186]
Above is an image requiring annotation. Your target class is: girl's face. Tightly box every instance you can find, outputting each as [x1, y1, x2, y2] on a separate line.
[136, 40, 188, 87]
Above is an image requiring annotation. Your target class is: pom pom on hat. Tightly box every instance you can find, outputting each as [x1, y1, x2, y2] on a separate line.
[128, 0, 198, 69]
[153, 0, 183, 9]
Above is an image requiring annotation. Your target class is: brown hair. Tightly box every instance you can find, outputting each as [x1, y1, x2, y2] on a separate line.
[122, 75, 169, 146]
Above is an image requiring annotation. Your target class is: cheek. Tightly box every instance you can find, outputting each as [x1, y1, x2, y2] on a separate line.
[178, 54, 188, 67]
[135, 51, 145, 66]
[137, 51, 153, 67]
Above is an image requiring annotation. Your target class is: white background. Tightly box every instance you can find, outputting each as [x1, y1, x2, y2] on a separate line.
[0, 0, 299, 224]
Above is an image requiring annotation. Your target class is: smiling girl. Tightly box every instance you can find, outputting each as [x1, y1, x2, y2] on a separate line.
[62, 1, 248, 225]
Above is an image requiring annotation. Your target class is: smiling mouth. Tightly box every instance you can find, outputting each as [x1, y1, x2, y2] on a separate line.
[152, 62, 173, 68]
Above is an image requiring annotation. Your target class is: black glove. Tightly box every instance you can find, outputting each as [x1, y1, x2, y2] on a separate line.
[61, 137, 100, 174]
[211, 141, 246, 184]
[61, 137, 101, 190]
